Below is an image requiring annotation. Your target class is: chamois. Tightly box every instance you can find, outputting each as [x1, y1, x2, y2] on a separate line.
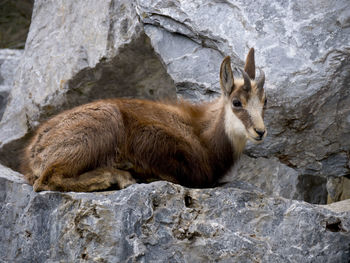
[21, 48, 267, 192]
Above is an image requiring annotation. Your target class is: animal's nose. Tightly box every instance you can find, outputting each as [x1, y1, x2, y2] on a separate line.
[254, 128, 265, 138]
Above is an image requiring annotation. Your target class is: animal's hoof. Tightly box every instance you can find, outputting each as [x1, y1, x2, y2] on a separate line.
[33, 180, 46, 192]
[118, 179, 136, 189]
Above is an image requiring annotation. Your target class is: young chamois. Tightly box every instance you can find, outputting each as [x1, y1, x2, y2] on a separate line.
[21, 48, 267, 192]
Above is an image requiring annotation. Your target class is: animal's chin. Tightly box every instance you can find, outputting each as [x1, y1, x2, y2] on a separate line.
[247, 135, 265, 144]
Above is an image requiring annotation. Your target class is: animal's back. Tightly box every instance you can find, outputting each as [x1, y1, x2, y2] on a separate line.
[23, 100, 124, 185]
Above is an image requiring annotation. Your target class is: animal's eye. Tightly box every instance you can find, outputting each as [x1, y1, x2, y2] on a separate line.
[232, 100, 242, 108]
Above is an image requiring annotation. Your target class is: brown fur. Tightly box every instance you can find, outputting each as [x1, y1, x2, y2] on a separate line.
[21, 48, 266, 192]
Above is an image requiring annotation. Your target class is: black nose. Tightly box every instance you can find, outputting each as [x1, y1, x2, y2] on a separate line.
[254, 128, 265, 138]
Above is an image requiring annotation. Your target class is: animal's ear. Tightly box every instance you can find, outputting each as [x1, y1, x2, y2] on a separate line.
[244, 48, 255, 80]
[220, 56, 234, 96]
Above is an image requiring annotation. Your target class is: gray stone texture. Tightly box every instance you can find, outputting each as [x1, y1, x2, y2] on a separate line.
[1, 165, 350, 262]
[0, 49, 23, 121]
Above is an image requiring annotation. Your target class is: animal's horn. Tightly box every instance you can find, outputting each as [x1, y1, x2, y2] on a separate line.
[257, 68, 265, 90]
[239, 68, 251, 92]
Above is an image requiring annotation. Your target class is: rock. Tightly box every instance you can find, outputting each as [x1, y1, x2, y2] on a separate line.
[0, 49, 23, 121]
[143, 25, 224, 101]
[1, 165, 349, 262]
[327, 176, 350, 204]
[223, 155, 327, 204]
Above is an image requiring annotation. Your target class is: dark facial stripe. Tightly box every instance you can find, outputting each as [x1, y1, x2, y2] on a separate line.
[233, 108, 253, 129]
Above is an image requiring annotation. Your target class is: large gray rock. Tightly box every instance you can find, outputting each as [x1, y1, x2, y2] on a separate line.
[1, 165, 349, 262]
[0, 49, 23, 121]
[224, 155, 327, 204]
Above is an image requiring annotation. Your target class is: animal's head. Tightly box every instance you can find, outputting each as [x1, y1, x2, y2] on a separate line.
[220, 48, 267, 144]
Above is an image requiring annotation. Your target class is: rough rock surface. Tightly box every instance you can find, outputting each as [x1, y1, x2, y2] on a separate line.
[0, 0, 349, 203]
[327, 176, 350, 204]
[224, 155, 327, 204]
[0, 49, 23, 121]
[1, 165, 350, 262]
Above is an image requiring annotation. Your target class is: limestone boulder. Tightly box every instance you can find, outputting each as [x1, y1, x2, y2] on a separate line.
[224, 155, 327, 204]
[0, 49, 23, 120]
[1, 165, 349, 262]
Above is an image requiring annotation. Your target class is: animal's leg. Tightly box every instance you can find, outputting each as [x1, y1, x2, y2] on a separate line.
[109, 168, 137, 189]
[33, 167, 136, 192]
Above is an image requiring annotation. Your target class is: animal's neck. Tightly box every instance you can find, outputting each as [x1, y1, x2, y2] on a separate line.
[201, 97, 247, 156]
[195, 97, 246, 175]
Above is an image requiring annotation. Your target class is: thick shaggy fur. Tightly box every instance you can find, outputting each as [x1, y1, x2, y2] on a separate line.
[21, 48, 266, 192]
